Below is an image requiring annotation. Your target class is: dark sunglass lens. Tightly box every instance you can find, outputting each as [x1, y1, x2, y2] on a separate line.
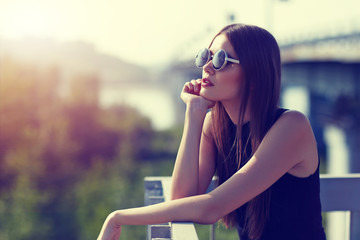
[213, 50, 226, 70]
[195, 48, 209, 67]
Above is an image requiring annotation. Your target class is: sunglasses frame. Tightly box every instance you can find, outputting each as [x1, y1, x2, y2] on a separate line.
[195, 48, 240, 71]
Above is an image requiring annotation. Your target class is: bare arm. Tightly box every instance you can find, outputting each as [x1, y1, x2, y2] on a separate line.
[97, 111, 318, 240]
[97, 194, 218, 240]
[206, 110, 319, 217]
[175, 111, 318, 219]
[170, 79, 216, 199]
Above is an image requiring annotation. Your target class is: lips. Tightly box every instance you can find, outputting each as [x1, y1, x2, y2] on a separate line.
[201, 78, 214, 87]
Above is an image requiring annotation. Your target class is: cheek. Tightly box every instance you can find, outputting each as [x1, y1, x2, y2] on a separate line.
[225, 73, 245, 98]
[226, 82, 242, 98]
[223, 72, 243, 90]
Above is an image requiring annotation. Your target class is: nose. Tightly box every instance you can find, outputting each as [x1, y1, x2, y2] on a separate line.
[203, 60, 215, 75]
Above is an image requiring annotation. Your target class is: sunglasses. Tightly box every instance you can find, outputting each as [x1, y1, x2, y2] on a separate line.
[195, 48, 240, 71]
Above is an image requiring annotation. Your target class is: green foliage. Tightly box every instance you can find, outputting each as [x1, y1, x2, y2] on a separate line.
[195, 223, 239, 240]
[0, 174, 51, 240]
[0, 57, 178, 239]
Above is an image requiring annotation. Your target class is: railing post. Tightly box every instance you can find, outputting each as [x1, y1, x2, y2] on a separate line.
[349, 211, 360, 240]
[145, 177, 200, 240]
[210, 224, 215, 240]
[144, 178, 171, 240]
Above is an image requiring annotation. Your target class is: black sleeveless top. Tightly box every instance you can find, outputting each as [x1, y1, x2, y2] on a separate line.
[236, 108, 326, 240]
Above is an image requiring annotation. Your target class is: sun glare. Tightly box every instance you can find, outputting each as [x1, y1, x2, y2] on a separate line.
[0, 2, 59, 38]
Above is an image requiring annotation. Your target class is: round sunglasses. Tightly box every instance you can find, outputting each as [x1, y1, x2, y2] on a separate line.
[195, 48, 240, 71]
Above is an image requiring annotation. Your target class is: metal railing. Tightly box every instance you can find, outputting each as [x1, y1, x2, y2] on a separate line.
[144, 177, 201, 240]
[144, 174, 360, 240]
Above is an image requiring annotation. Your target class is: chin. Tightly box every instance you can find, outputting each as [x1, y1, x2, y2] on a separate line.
[202, 95, 218, 103]
[200, 90, 213, 101]
[202, 89, 222, 101]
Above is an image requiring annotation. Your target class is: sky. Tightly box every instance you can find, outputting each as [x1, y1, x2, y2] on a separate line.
[0, 0, 359, 67]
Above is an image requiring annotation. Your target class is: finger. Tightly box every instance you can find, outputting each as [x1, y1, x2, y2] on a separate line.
[196, 79, 203, 92]
[184, 81, 194, 92]
[182, 82, 189, 92]
[191, 79, 201, 93]
[190, 80, 198, 92]
[190, 79, 197, 85]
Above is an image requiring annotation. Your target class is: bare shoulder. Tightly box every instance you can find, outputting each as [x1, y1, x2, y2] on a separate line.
[279, 109, 310, 125]
[271, 109, 315, 151]
[273, 109, 318, 176]
[273, 109, 313, 134]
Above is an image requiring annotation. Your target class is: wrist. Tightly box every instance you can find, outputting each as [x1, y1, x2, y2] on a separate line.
[185, 107, 207, 126]
[186, 101, 208, 118]
[108, 211, 123, 227]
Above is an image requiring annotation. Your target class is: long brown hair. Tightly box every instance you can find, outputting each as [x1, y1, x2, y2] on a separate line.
[210, 24, 281, 239]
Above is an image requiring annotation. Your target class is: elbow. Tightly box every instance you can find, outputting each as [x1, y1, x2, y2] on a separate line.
[170, 176, 201, 200]
[170, 189, 184, 200]
[170, 193, 182, 201]
[170, 188, 184, 200]
[170, 191, 197, 201]
[170, 186, 199, 201]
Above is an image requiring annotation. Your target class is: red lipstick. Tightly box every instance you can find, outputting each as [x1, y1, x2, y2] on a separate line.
[201, 78, 214, 87]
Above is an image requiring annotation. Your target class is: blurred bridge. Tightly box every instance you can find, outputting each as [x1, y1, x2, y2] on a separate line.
[279, 28, 360, 173]
[280, 28, 360, 62]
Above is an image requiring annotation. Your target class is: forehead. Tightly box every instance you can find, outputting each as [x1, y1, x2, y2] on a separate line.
[210, 34, 237, 57]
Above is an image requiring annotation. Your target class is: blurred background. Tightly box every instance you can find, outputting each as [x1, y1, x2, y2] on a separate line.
[0, 0, 359, 239]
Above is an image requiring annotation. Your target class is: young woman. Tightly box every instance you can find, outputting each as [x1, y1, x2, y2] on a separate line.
[97, 24, 326, 240]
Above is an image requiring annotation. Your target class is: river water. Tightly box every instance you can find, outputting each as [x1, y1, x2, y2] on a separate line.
[100, 85, 177, 130]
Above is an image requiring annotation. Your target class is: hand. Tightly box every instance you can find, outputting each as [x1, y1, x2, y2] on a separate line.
[97, 212, 122, 240]
[181, 79, 215, 112]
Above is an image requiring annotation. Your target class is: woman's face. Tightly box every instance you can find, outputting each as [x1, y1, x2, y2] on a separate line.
[200, 34, 245, 105]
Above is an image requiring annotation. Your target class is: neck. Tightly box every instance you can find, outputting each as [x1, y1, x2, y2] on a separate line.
[221, 100, 251, 125]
